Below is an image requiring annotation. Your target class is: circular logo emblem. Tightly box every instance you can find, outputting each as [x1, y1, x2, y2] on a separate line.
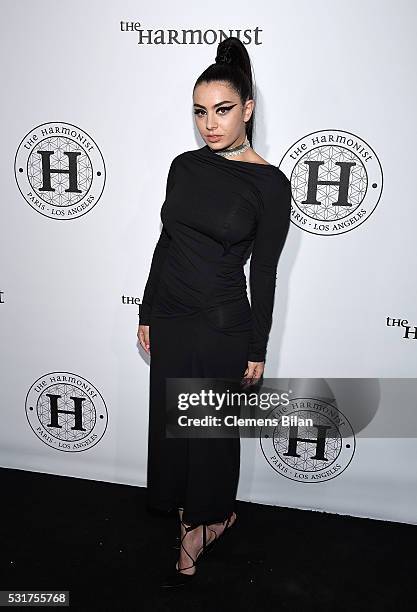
[260, 397, 355, 482]
[14, 122, 106, 219]
[279, 129, 383, 235]
[25, 372, 108, 452]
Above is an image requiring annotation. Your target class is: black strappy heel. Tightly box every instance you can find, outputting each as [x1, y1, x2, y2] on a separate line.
[199, 511, 237, 557]
[172, 511, 237, 550]
[161, 519, 217, 588]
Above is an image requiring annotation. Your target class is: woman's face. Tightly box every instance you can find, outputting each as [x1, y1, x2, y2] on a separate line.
[193, 80, 253, 150]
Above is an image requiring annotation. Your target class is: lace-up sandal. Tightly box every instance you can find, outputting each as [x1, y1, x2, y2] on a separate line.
[172, 511, 237, 549]
[161, 520, 216, 588]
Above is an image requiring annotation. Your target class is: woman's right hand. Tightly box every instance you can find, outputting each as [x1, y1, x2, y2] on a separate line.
[137, 324, 150, 354]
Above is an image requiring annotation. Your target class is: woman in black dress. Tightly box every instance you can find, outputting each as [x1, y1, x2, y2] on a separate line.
[137, 36, 291, 587]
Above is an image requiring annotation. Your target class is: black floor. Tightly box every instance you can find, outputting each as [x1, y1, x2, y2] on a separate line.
[1, 467, 416, 611]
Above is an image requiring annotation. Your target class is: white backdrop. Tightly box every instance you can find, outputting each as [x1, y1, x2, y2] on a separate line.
[1, 0, 417, 525]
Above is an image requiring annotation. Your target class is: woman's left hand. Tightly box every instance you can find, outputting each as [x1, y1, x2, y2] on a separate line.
[242, 360, 264, 386]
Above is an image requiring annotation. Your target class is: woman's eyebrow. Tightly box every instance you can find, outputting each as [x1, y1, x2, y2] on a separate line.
[193, 100, 235, 109]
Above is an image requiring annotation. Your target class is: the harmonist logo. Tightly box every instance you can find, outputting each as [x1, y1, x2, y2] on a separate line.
[119, 23, 263, 46]
[279, 129, 383, 236]
[260, 397, 355, 482]
[386, 315, 417, 341]
[14, 122, 106, 220]
[25, 372, 108, 452]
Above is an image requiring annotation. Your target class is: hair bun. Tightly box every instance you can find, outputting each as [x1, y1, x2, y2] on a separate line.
[215, 47, 233, 65]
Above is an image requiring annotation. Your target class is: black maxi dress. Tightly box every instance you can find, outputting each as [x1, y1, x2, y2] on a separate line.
[139, 144, 291, 527]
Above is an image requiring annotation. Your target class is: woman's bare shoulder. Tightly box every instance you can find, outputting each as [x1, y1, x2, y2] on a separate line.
[250, 152, 271, 165]
[242, 149, 272, 165]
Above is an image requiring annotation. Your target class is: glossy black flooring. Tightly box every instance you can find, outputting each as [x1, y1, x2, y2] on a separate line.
[1, 466, 416, 611]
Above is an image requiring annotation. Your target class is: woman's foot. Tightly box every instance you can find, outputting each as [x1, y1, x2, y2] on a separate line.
[176, 521, 216, 576]
[206, 511, 237, 539]
[173, 509, 237, 552]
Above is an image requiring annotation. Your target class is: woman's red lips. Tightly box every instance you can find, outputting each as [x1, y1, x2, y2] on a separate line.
[207, 135, 222, 141]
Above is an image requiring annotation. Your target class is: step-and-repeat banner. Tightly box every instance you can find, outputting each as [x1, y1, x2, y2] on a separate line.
[2, 1, 417, 525]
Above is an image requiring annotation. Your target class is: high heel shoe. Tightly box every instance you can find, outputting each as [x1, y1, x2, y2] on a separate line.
[199, 511, 237, 557]
[172, 511, 237, 549]
[161, 519, 216, 588]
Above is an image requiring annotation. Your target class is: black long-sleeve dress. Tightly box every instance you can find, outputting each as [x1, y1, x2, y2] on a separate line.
[139, 144, 291, 526]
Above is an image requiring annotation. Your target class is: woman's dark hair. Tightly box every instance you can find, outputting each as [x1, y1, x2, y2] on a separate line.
[193, 36, 256, 145]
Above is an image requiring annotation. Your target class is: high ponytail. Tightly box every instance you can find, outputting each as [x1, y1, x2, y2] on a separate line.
[193, 36, 256, 145]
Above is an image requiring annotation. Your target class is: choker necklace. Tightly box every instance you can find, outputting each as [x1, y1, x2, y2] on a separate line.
[210, 135, 250, 158]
